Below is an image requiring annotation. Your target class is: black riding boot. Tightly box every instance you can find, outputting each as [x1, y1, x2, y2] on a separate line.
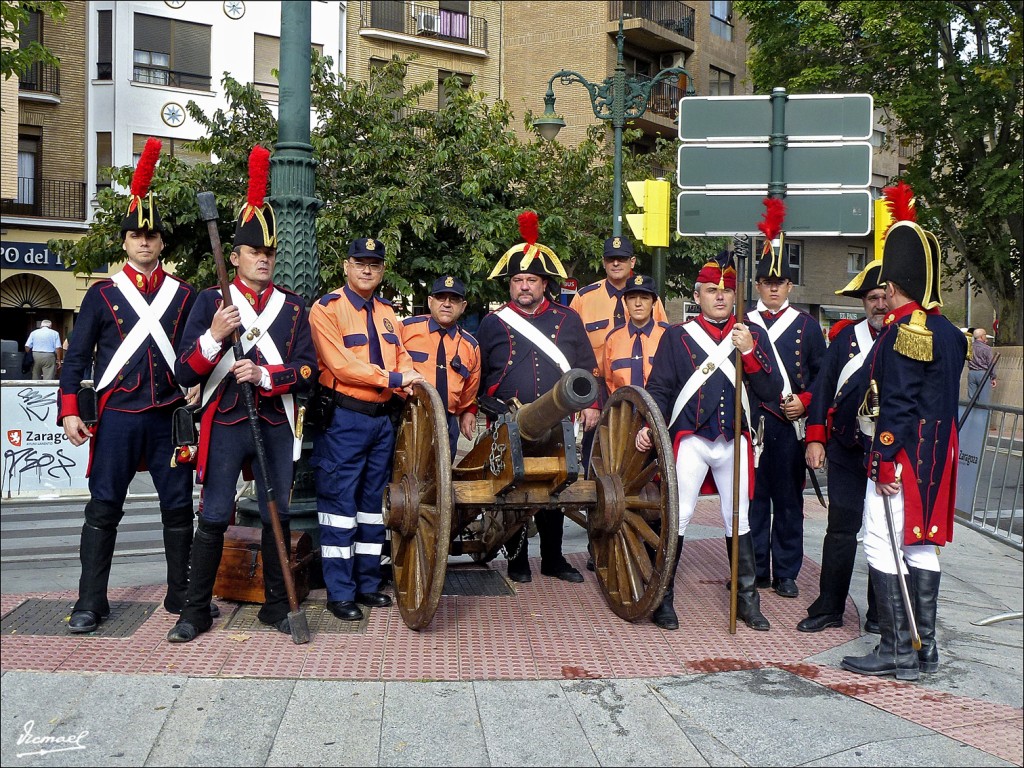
[70, 517, 119, 632]
[652, 536, 684, 630]
[909, 567, 941, 673]
[841, 567, 919, 680]
[167, 519, 225, 643]
[726, 534, 770, 630]
[257, 521, 292, 633]
[864, 569, 880, 633]
[162, 523, 193, 614]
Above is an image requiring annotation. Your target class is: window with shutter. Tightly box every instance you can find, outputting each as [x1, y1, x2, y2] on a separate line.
[132, 13, 211, 91]
[97, 10, 112, 80]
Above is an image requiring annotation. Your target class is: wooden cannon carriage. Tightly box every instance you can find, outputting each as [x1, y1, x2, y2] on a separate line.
[384, 368, 679, 630]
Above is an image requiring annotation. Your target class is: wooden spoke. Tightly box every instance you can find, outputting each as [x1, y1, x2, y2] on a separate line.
[590, 386, 679, 622]
[387, 381, 453, 630]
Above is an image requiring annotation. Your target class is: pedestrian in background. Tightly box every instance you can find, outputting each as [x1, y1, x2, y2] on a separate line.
[966, 327, 997, 403]
[24, 319, 62, 379]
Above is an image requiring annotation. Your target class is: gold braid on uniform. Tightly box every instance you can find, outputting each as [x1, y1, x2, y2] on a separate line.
[895, 309, 933, 362]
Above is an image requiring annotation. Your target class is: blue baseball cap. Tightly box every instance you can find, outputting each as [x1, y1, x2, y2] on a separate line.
[429, 275, 466, 298]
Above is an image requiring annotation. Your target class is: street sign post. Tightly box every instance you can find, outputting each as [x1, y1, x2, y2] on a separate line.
[677, 142, 872, 189]
[675, 89, 874, 237]
[678, 93, 873, 142]
[677, 189, 872, 237]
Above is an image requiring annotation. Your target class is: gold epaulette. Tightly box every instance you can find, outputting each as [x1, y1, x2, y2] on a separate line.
[894, 309, 933, 361]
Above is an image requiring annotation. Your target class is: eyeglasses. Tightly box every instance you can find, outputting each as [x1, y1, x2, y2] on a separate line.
[348, 259, 384, 274]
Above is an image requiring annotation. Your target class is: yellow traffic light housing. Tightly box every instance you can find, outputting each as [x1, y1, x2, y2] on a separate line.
[626, 179, 672, 248]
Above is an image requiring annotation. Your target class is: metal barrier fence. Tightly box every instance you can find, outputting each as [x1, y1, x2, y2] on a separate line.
[956, 401, 1023, 551]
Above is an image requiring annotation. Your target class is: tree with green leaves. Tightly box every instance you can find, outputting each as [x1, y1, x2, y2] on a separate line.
[736, 0, 1023, 343]
[0, 0, 65, 83]
[51, 53, 711, 313]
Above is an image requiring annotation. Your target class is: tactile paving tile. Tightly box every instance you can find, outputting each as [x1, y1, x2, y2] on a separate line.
[1, 599, 157, 638]
[442, 567, 514, 596]
[221, 599, 368, 634]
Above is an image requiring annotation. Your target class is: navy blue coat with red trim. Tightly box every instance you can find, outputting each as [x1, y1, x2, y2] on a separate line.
[749, 306, 826, 423]
[57, 272, 195, 423]
[805, 319, 875, 459]
[863, 302, 966, 546]
[477, 300, 598, 405]
[176, 283, 317, 482]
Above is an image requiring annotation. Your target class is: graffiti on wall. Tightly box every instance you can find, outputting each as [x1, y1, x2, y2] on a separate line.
[2, 383, 89, 498]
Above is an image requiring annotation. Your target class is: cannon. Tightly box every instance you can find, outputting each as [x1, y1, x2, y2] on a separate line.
[384, 368, 679, 630]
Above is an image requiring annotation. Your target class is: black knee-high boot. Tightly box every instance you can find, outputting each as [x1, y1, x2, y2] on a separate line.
[257, 520, 292, 632]
[909, 567, 940, 673]
[841, 567, 919, 680]
[162, 523, 193, 614]
[167, 519, 225, 643]
[726, 534, 770, 630]
[652, 536, 684, 630]
[69, 515, 119, 632]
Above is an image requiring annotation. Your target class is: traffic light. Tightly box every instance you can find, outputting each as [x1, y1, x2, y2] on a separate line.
[626, 179, 672, 248]
[873, 197, 893, 258]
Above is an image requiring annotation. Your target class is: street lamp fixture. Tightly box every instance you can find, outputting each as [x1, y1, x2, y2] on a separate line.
[535, 16, 694, 237]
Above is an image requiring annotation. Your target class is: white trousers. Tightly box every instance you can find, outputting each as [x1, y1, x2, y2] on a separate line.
[863, 484, 940, 574]
[675, 435, 749, 538]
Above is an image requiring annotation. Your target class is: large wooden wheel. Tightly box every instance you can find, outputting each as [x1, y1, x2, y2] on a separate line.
[384, 380, 453, 630]
[588, 385, 679, 622]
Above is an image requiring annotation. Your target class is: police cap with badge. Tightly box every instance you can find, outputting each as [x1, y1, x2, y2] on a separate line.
[623, 274, 658, 298]
[603, 235, 634, 261]
[430, 275, 466, 299]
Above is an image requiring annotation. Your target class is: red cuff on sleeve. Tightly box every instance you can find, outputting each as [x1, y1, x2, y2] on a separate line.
[805, 424, 827, 444]
[59, 392, 79, 422]
[741, 351, 763, 375]
[797, 391, 812, 409]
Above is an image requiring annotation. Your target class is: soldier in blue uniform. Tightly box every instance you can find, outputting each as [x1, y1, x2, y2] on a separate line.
[167, 146, 317, 643]
[747, 236, 827, 598]
[476, 211, 599, 584]
[637, 252, 783, 630]
[58, 138, 198, 634]
[842, 182, 967, 680]
[798, 260, 887, 633]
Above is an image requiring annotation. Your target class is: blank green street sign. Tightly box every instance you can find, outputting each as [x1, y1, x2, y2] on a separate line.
[678, 93, 874, 142]
[677, 190, 873, 237]
[677, 142, 872, 189]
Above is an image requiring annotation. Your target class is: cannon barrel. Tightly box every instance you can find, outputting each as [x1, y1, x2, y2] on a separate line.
[515, 368, 599, 443]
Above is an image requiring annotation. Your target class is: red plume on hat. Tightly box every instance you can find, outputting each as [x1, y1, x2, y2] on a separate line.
[882, 180, 915, 236]
[128, 138, 162, 213]
[757, 197, 785, 248]
[517, 210, 539, 247]
[234, 145, 276, 249]
[244, 145, 271, 223]
[488, 210, 567, 280]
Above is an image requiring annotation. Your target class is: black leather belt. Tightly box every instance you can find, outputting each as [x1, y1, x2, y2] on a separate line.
[331, 390, 393, 417]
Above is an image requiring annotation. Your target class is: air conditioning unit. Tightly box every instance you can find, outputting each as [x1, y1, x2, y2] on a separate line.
[659, 52, 686, 70]
[415, 11, 439, 35]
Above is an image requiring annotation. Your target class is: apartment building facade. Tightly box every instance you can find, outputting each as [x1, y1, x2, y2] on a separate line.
[0, 0, 345, 365]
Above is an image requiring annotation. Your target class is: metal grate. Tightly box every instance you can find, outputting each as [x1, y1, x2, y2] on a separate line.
[221, 600, 368, 634]
[0, 599, 157, 638]
[443, 568, 514, 596]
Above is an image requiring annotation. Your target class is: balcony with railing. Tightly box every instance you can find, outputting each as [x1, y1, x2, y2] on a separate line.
[18, 62, 60, 96]
[132, 65, 211, 91]
[1, 177, 87, 220]
[610, 0, 696, 49]
[359, 1, 488, 50]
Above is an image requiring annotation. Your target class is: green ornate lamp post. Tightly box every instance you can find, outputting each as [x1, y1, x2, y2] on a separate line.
[270, 0, 321, 303]
[533, 17, 693, 240]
